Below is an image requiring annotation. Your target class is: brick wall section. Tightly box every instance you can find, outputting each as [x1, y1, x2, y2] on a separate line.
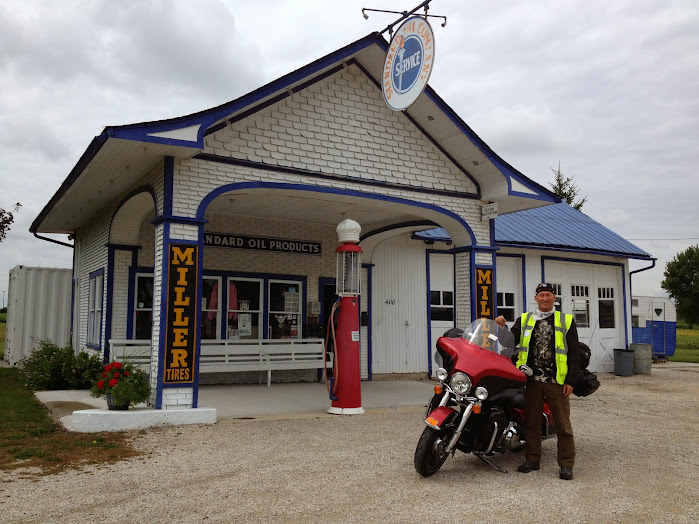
[111, 250, 132, 340]
[455, 253, 471, 327]
[204, 65, 476, 194]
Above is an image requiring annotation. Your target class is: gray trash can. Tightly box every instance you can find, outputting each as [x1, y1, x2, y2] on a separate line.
[630, 343, 652, 374]
[614, 349, 634, 376]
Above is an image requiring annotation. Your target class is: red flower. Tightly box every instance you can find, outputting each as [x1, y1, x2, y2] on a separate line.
[105, 364, 113, 372]
[108, 378, 118, 387]
[124, 371, 130, 376]
[102, 372, 108, 378]
[97, 380, 105, 390]
[113, 362, 123, 370]
[113, 372, 120, 378]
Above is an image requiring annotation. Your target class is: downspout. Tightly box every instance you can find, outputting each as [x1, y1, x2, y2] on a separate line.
[33, 231, 74, 249]
[629, 259, 656, 297]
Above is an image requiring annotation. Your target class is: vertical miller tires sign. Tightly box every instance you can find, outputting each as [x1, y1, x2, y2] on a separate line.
[382, 16, 435, 111]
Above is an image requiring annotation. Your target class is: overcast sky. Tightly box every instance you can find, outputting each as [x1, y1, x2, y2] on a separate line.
[1, 0, 698, 307]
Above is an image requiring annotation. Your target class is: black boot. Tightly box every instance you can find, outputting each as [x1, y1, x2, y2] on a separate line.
[518, 460, 540, 473]
[560, 466, 573, 480]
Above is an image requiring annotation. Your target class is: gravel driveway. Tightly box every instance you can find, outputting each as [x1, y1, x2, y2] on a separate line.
[2, 364, 698, 523]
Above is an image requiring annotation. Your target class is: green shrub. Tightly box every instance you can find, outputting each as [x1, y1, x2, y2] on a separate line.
[676, 322, 694, 330]
[18, 340, 104, 391]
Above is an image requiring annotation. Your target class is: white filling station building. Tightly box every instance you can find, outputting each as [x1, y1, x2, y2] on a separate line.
[30, 31, 652, 410]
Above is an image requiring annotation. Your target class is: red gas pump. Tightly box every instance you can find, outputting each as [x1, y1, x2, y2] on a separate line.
[327, 218, 364, 415]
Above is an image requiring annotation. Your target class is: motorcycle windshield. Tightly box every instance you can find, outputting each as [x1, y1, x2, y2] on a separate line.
[461, 319, 516, 359]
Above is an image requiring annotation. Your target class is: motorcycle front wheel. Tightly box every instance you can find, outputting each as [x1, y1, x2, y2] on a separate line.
[414, 426, 453, 477]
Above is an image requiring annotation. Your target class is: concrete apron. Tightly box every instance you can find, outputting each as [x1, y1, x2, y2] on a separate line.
[35, 380, 435, 433]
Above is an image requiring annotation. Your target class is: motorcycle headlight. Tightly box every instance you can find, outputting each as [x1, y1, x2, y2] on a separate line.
[450, 372, 472, 396]
[436, 368, 449, 382]
[475, 386, 488, 400]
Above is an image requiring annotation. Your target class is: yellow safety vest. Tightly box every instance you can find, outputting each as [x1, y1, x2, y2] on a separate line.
[515, 311, 573, 385]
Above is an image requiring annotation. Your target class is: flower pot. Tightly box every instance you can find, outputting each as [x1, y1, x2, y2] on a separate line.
[106, 393, 129, 411]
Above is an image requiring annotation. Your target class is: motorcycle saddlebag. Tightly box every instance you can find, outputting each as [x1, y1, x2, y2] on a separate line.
[573, 369, 600, 397]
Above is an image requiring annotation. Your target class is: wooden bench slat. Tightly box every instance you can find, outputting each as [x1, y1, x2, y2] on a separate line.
[109, 338, 332, 387]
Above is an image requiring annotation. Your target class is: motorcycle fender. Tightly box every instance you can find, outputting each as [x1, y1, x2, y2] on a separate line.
[425, 406, 456, 430]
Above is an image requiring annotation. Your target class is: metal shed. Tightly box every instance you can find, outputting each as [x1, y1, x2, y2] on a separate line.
[4, 266, 72, 365]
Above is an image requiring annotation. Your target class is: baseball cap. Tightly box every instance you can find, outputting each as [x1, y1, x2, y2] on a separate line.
[535, 283, 555, 295]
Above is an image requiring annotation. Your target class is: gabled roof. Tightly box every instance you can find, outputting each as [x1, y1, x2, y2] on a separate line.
[412, 203, 653, 259]
[32, 32, 559, 235]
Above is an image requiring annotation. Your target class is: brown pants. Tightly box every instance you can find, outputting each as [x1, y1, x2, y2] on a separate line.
[523, 381, 575, 467]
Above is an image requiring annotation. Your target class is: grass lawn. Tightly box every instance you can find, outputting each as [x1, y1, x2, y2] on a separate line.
[0, 367, 143, 477]
[670, 328, 699, 363]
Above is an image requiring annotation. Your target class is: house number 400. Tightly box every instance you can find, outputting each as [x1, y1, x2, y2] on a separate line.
[385, 299, 396, 305]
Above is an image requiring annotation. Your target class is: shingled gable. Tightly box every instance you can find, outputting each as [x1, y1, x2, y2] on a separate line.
[32, 32, 558, 236]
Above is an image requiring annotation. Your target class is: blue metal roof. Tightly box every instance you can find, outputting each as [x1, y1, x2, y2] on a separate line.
[413, 203, 652, 259]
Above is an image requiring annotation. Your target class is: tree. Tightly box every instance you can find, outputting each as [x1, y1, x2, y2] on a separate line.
[549, 163, 587, 211]
[0, 202, 21, 242]
[662, 245, 699, 324]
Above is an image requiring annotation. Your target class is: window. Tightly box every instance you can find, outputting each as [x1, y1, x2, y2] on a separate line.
[550, 283, 563, 312]
[268, 280, 302, 339]
[632, 315, 640, 328]
[598, 287, 615, 329]
[496, 292, 516, 322]
[430, 290, 454, 322]
[87, 270, 104, 347]
[632, 298, 639, 308]
[227, 278, 262, 339]
[201, 277, 221, 340]
[134, 274, 153, 339]
[571, 285, 590, 328]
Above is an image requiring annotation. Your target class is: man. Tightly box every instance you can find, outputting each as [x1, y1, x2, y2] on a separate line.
[495, 283, 580, 480]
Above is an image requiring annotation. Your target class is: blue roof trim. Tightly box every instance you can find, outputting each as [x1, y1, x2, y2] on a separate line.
[421, 87, 559, 203]
[361, 220, 439, 242]
[196, 181, 478, 246]
[30, 134, 108, 233]
[413, 204, 652, 259]
[105, 34, 384, 149]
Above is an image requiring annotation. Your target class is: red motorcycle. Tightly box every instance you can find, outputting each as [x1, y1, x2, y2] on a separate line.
[414, 318, 557, 476]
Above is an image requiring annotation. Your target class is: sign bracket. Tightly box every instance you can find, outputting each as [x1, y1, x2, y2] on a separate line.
[362, 1, 446, 39]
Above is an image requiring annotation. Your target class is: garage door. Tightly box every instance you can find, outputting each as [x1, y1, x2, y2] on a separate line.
[545, 261, 623, 373]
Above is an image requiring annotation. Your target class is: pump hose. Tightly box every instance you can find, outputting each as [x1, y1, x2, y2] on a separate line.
[324, 298, 341, 398]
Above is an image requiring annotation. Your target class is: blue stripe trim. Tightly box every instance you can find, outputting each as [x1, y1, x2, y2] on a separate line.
[105, 35, 382, 148]
[30, 135, 108, 233]
[497, 242, 653, 261]
[193, 153, 480, 201]
[421, 86, 559, 203]
[196, 181, 479, 246]
[362, 220, 438, 242]
[151, 215, 208, 226]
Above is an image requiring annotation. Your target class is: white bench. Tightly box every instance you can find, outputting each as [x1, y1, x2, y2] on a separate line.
[109, 338, 332, 387]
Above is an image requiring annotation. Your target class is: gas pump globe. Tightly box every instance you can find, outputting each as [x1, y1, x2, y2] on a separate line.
[328, 218, 364, 414]
[336, 221, 361, 296]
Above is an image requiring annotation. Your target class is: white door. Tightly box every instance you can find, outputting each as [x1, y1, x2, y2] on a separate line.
[371, 234, 427, 374]
[429, 254, 454, 376]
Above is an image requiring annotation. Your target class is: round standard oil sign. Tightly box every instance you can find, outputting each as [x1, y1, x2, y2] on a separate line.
[382, 16, 435, 111]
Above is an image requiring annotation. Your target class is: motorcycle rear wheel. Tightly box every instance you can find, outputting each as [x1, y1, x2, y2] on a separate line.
[414, 426, 452, 477]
